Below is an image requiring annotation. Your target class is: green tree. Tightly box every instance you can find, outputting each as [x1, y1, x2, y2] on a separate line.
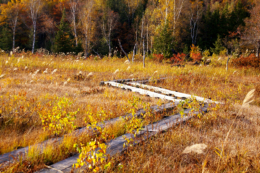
[153, 21, 174, 58]
[210, 35, 225, 55]
[199, 1, 249, 50]
[0, 25, 12, 51]
[53, 9, 74, 53]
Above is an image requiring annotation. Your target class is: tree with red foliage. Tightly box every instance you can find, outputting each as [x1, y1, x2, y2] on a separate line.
[243, 2, 260, 57]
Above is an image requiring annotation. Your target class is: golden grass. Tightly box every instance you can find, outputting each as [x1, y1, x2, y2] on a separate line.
[1, 53, 260, 172]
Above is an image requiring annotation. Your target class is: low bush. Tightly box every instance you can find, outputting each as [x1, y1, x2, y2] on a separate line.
[232, 54, 260, 68]
[153, 54, 165, 63]
[170, 53, 186, 63]
[190, 44, 202, 62]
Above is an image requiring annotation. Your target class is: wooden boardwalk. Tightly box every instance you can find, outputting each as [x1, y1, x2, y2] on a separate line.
[127, 82, 219, 103]
[1, 78, 218, 172]
[0, 102, 175, 165]
[38, 104, 208, 173]
[104, 81, 183, 103]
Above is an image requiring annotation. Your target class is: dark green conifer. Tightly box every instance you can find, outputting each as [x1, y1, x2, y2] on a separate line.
[153, 21, 175, 58]
[0, 25, 12, 51]
[210, 35, 226, 55]
[53, 9, 74, 53]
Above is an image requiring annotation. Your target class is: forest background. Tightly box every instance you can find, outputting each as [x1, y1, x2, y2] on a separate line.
[0, 0, 259, 59]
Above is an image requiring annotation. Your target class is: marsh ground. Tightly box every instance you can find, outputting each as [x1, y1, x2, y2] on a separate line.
[0, 53, 260, 172]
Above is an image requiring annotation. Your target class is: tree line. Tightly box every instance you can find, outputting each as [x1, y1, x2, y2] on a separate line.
[0, 0, 258, 57]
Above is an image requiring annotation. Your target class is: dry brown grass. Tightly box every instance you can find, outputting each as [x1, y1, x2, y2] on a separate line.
[105, 104, 260, 172]
[1, 53, 260, 172]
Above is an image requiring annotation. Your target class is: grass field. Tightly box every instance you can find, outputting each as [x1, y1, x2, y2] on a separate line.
[0, 52, 260, 172]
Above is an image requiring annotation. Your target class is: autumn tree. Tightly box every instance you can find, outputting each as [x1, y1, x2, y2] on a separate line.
[0, 0, 22, 51]
[173, 0, 185, 33]
[22, 0, 43, 53]
[189, 0, 203, 45]
[243, 2, 260, 57]
[68, 0, 80, 46]
[101, 8, 119, 57]
[80, 0, 96, 57]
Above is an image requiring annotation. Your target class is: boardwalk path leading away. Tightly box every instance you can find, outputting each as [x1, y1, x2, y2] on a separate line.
[0, 102, 176, 165]
[0, 78, 174, 166]
[1, 78, 218, 172]
[39, 104, 208, 173]
[39, 80, 217, 173]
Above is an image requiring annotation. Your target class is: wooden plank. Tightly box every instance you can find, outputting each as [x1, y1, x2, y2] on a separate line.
[104, 81, 182, 103]
[0, 102, 175, 166]
[38, 104, 208, 173]
[99, 77, 167, 86]
[127, 82, 220, 104]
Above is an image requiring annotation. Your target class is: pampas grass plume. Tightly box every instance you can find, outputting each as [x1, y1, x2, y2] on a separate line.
[183, 144, 207, 154]
[242, 89, 255, 107]
[0, 74, 5, 79]
[124, 60, 130, 64]
[51, 69, 57, 75]
[34, 69, 40, 74]
[114, 69, 119, 75]
[87, 72, 93, 78]
[43, 68, 48, 74]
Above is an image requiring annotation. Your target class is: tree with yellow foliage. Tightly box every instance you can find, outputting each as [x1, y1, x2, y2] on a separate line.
[79, 0, 97, 57]
[22, 0, 44, 53]
[0, 0, 21, 51]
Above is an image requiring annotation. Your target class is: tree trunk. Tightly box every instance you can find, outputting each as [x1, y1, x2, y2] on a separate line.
[226, 56, 230, 71]
[73, 14, 78, 46]
[108, 37, 111, 57]
[85, 34, 88, 58]
[256, 45, 259, 58]
[118, 39, 130, 61]
[141, 18, 145, 67]
[174, 0, 176, 32]
[165, 0, 169, 24]
[12, 26, 16, 51]
[132, 43, 136, 62]
[32, 20, 36, 54]
[147, 23, 149, 54]
[143, 36, 145, 68]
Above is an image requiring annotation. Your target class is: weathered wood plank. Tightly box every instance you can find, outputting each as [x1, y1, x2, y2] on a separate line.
[99, 77, 167, 86]
[38, 105, 208, 173]
[127, 82, 220, 104]
[104, 81, 182, 103]
[0, 102, 175, 166]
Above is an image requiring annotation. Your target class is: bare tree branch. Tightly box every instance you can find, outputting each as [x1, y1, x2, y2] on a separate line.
[118, 39, 130, 61]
